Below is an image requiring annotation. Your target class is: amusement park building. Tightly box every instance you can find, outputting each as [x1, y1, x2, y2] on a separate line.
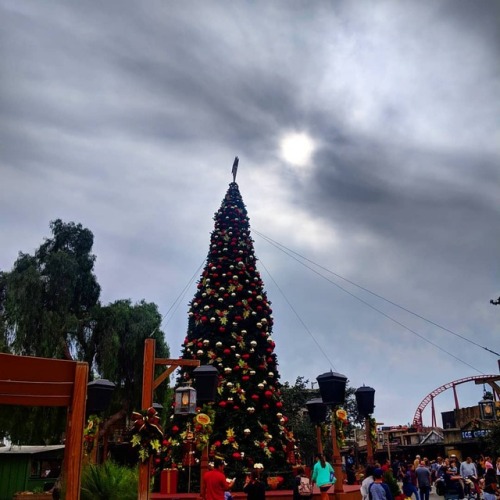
[352, 375, 500, 462]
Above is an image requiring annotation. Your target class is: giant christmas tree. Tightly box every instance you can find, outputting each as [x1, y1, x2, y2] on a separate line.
[166, 168, 294, 482]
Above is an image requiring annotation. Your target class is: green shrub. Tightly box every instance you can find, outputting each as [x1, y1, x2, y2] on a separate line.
[80, 461, 139, 500]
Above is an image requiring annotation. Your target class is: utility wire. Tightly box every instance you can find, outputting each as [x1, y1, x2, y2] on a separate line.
[257, 257, 338, 372]
[149, 259, 205, 337]
[253, 229, 500, 357]
[253, 230, 485, 375]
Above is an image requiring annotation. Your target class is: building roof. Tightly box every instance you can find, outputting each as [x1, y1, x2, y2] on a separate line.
[0, 445, 64, 455]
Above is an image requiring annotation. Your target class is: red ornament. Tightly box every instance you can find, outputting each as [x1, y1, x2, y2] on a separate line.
[219, 401, 227, 407]
[232, 452, 242, 460]
[264, 390, 273, 399]
[223, 349, 231, 355]
[268, 446, 275, 453]
[172, 425, 179, 433]
[276, 401, 283, 408]
[251, 394, 259, 401]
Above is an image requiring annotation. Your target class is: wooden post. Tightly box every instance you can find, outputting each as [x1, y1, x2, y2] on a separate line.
[331, 419, 344, 493]
[0, 354, 89, 500]
[138, 339, 156, 500]
[200, 445, 209, 493]
[316, 425, 323, 455]
[137, 341, 200, 498]
[365, 417, 373, 465]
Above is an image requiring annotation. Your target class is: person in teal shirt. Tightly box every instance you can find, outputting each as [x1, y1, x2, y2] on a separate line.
[311, 453, 335, 500]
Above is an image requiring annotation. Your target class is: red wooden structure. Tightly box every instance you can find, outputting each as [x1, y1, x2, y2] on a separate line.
[0, 353, 88, 499]
[139, 339, 200, 500]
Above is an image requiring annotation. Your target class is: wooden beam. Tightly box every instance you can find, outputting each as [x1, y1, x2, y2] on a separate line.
[139, 339, 156, 500]
[0, 380, 73, 396]
[154, 358, 200, 367]
[153, 366, 177, 391]
[63, 362, 88, 500]
[0, 353, 76, 382]
[0, 394, 71, 406]
[152, 359, 199, 391]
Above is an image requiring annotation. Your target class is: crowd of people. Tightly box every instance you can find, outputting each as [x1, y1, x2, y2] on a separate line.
[199, 453, 500, 500]
[359, 454, 500, 500]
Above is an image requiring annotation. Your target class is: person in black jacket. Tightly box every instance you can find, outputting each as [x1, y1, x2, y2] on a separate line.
[243, 470, 266, 500]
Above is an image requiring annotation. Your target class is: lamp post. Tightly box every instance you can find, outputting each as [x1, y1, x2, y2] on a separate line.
[193, 365, 219, 492]
[317, 371, 347, 493]
[87, 379, 116, 415]
[306, 398, 328, 455]
[86, 379, 116, 464]
[355, 385, 375, 465]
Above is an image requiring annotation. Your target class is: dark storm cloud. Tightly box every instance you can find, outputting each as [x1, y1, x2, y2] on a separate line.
[1, 0, 499, 425]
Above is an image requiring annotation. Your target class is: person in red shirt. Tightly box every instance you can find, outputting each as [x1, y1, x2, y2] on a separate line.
[202, 458, 234, 500]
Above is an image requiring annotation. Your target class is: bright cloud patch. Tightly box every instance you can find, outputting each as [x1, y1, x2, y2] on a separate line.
[279, 132, 315, 168]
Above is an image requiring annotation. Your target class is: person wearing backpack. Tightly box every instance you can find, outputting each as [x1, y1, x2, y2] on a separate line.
[294, 467, 313, 500]
[361, 465, 375, 500]
[369, 468, 393, 500]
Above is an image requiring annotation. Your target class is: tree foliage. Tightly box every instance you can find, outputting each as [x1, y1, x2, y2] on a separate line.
[1, 219, 100, 360]
[280, 377, 318, 465]
[0, 219, 169, 444]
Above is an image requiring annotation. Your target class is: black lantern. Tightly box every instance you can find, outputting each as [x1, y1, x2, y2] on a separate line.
[175, 385, 197, 415]
[306, 398, 328, 424]
[86, 379, 116, 415]
[355, 385, 375, 416]
[193, 365, 219, 404]
[317, 371, 347, 407]
[479, 394, 496, 421]
[152, 402, 164, 412]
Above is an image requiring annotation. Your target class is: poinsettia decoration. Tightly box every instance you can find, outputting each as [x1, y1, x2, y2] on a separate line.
[83, 414, 101, 455]
[333, 407, 348, 449]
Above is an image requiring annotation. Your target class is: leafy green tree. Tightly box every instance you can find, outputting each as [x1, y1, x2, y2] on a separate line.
[94, 300, 170, 434]
[0, 220, 169, 444]
[1, 219, 100, 361]
[280, 377, 318, 465]
[481, 422, 500, 456]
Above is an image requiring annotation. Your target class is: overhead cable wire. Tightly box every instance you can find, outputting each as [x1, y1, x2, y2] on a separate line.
[253, 230, 485, 375]
[257, 257, 338, 372]
[253, 229, 500, 357]
[149, 259, 205, 337]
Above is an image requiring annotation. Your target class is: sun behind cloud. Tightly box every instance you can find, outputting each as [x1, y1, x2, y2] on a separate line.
[279, 132, 316, 168]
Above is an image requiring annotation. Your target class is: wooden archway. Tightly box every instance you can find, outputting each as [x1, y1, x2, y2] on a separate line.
[0, 353, 88, 499]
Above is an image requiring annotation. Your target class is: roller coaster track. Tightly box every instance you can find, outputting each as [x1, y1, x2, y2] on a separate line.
[412, 374, 500, 430]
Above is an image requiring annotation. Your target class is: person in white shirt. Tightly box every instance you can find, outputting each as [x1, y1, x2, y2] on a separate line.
[361, 465, 375, 500]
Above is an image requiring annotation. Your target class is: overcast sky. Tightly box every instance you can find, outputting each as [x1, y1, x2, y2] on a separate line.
[1, 0, 499, 427]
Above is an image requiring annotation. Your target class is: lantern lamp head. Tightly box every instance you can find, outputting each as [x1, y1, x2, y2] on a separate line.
[175, 385, 197, 415]
[479, 397, 496, 421]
